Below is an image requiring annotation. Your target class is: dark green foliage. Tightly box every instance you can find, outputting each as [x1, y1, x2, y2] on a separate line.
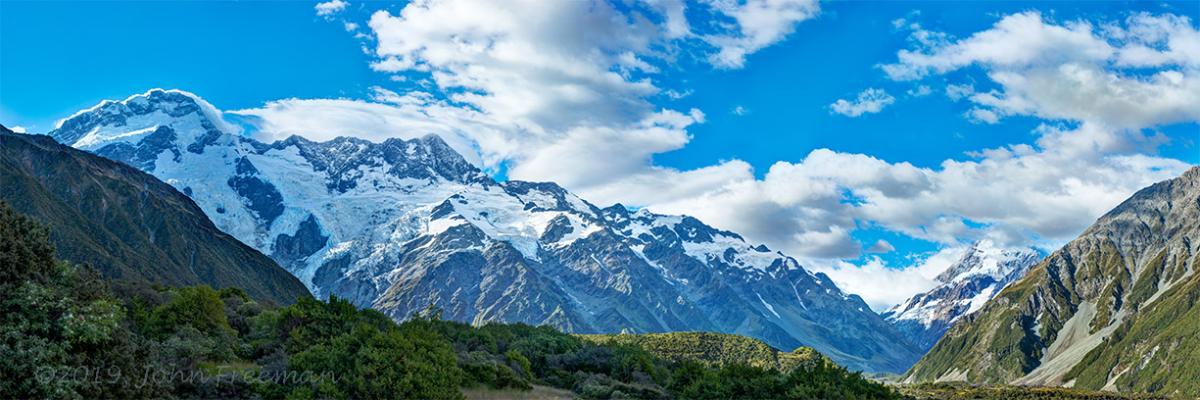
[259, 296, 463, 399]
[150, 286, 234, 337]
[0, 201, 56, 284]
[0, 202, 165, 399]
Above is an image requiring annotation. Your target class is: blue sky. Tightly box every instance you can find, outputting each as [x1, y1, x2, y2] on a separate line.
[3, 0, 1198, 309]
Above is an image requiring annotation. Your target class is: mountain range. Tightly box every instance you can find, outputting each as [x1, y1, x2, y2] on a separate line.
[883, 240, 1042, 351]
[43, 89, 921, 373]
[906, 166, 1200, 396]
[0, 125, 309, 305]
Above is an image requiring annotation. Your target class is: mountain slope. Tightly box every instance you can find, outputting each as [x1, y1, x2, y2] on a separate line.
[905, 167, 1200, 397]
[0, 125, 309, 305]
[45, 89, 921, 373]
[883, 240, 1042, 351]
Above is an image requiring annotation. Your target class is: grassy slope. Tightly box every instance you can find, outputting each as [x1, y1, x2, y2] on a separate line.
[0, 129, 309, 305]
[1061, 253, 1200, 396]
[579, 331, 826, 371]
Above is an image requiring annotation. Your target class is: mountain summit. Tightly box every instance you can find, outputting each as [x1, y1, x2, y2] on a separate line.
[883, 240, 1042, 351]
[47, 89, 922, 373]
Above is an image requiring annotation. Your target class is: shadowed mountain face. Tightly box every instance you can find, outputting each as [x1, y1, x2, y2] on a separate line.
[883, 240, 1042, 351]
[45, 89, 922, 373]
[906, 167, 1200, 397]
[0, 125, 310, 305]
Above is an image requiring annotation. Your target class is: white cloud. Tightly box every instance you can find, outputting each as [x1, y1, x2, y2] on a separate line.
[638, 121, 1190, 285]
[314, 0, 348, 17]
[907, 85, 932, 97]
[944, 83, 974, 101]
[866, 239, 895, 254]
[508, 109, 704, 189]
[882, 12, 1113, 80]
[9, 126, 27, 133]
[810, 247, 964, 311]
[883, 11, 1200, 129]
[703, 0, 820, 68]
[366, 0, 664, 133]
[965, 107, 999, 124]
[731, 105, 749, 116]
[972, 65, 1200, 128]
[663, 89, 693, 100]
[830, 88, 895, 117]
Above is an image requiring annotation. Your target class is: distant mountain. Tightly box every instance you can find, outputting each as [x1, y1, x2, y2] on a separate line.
[883, 240, 1042, 351]
[45, 89, 922, 373]
[905, 167, 1200, 397]
[0, 125, 309, 305]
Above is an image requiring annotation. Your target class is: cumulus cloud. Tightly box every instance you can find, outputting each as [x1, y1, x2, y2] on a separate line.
[366, 1, 662, 132]
[9, 126, 27, 133]
[654, 127, 1189, 255]
[883, 11, 1200, 128]
[314, 0, 348, 17]
[362, 0, 818, 132]
[830, 88, 895, 117]
[703, 0, 820, 68]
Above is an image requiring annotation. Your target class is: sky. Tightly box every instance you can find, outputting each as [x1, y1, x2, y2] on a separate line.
[2, 0, 1198, 311]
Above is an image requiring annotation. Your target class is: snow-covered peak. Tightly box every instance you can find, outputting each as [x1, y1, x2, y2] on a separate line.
[883, 240, 1043, 351]
[49, 88, 239, 153]
[603, 205, 802, 274]
[268, 133, 492, 192]
[935, 240, 1042, 284]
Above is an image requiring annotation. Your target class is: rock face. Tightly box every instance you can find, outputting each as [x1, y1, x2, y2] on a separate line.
[47, 89, 922, 373]
[0, 125, 310, 305]
[883, 241, 1042, 351]
[905, 167, 1200, 397]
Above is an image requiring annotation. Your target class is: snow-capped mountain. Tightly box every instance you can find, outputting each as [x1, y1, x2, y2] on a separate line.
[47, 89, 921, 373]
[882, 240, 1042, 351]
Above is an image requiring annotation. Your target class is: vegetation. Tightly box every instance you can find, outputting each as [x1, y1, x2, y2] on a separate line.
[1059, 254, 1200, 397]
[579, 331, 826, 371]
[900, 383, 1167, 400]
[1, 201, 905, 399]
